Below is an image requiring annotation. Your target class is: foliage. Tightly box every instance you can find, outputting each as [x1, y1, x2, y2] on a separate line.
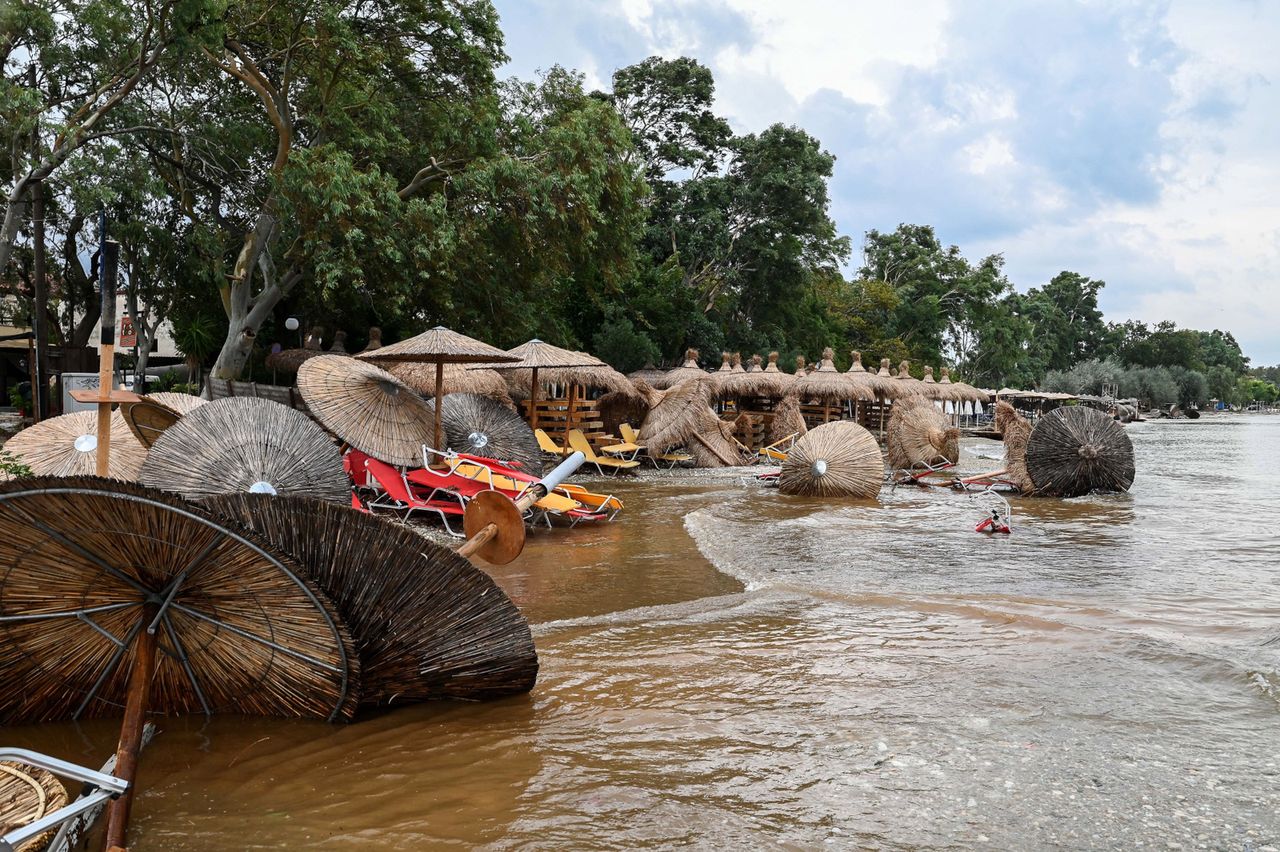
[590, 309, 659, 374]
[0, 448, 32, 478]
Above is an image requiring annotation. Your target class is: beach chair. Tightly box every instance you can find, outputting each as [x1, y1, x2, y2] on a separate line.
[364, 457, 466, 536]
[535, 428, 571, 457]
[567, 429, 640, 475]
[601, 422, 646, 461]
[757, 433, 798, 464]
[650, 447, 693, 469]
[451, 452, 622, 521]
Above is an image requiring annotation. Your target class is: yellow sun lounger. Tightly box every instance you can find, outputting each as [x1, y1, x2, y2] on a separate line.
[757, 433, 799, 464]
[567, 429, 640, 475]
[448, 460, 584, 515]
[535, 428, 572, 456]
[557, 483, 624, 515]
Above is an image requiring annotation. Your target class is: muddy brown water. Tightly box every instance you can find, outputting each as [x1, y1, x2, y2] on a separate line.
[6, 417, 1278, 849]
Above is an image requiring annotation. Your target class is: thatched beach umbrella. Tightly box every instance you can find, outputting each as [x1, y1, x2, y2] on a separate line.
[298, 355, 435, 467]
[892, 361, 928, 398]
[360, 326, 383, 353]
[887, 396, 960, 471]
[147, 391, 206, 415]
[265, 326, 327, 375]
[939, 367, 988, 405]
[120, 397, 182, 449]
[763, 351, 794, 383]
[718, 354, 787, 400]
[793, 348, 873, 423]
[357, 326, 519, 459]
[1026, 406, 1135, 497]
[653, 348, 707, 389]
[769, 394, 807, 445]
[328, 330, 348, 354]
[387, 361, 515, 409]
[0, 477, 360, 844]
[598, 387, 651, 437]
[480, 339, 601, 430]
[428, 392, 543, 472]
[637, 379, 746, 466]
[731, 352, 745, 372]
[202, 495, 538, 703]
[3, 410, 145, 480]
[918, 366, 951, 401]
[0, 760, 68, 850]
[845, 350, 894, 397]
[518, 361, 637, 401]
[139, 397, 348, 502]
[778, 421, 883, 498]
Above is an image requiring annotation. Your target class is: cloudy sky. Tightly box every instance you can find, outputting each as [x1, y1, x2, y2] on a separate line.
[492, 0, 1280, 365]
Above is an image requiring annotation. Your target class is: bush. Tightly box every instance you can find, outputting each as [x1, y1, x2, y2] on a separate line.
[591, 310, 660, 373]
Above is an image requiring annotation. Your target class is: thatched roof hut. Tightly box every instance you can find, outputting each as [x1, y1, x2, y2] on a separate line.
[769, 394, 807, 445]
[995, 401, 1034, 493]
[887, 397, 960, 470]
[778, 421, 883, 498]
[1026, 406, 1135, 497]
[653, 348, 708, 389]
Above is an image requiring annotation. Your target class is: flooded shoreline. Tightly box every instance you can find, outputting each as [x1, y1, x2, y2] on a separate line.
[6, 416, 1278, 849]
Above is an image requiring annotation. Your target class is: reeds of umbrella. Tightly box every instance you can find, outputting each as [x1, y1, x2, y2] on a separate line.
[428, 392, 543, 473]
[139, 396, 348, 502]
[2, 410, 146, 480]
[597, 388, 651, 438]
[1, 760, 68, 850]
[387, 361, 515, 409]
[887, 396, 960, 470]
[297, 355, 436, 467]
[793, 347, 872, 422]
[654, 348, 706, 389]
[993, 401, 1034, 493]
[120, 398, 182, 449]
[361, 326, 383, 352]
[938, 367, 987, 404]
[0, 477, 361, 724]
[328, 330, 348, 353]
[1026, 406, 1135, 497]
[202, 495, 538, 703]
[769, 394, 807, 445]
[637, 378, 749, 467]
[778, 421, 884, 498]
[146, 392, 206, 415]
[718, 353, 788, 399]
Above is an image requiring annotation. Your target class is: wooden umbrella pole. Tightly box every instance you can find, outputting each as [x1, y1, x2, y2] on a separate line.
[691, 431, 736, 466]
[529, 367, 539, 431]
[95, 341, 114, 477]
[102, 608, 158, 850]
[431, 360, 445, 470]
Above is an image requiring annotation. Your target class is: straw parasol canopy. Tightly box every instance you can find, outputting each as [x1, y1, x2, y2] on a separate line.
[939, 367, 988, 404]
[1, 760, 68, 851]
[201, 495, 539, 704]
[139, 397, 348, 502]
[265, 326, 327, 375]
[887, 397, 960, 470]
[845, 350, 894, 397]
[731, 352, 745, 372]
[769, 394, 808, 445]
[428, 392, 543, 472]
[918, 365, 950, 401]
[778, 421, 884, 498]
[763, 352, 794, 380]
[793, 348, 873, 421]
[0, 476, 361, 725]
[480, 339, 604, 429]
[328, 330, 348, 353]
[386, 361, 515, 409]
[890, 360, 928, 398]
[507, 361, 637, 401]
[147, 391, 206, 415]
[1026, 406, 1135, 497]
[361, 326, 383, 352]
[356, 326, 520, 457]
[119, 397, 181, 449]
[718, 354, 788, 399]
[653, 348, 707, 389]
[297, 355, 436, 467]
[2, 410, 145, 480]
[995, 401, 1034, 493]
[627, 361, 666, 385]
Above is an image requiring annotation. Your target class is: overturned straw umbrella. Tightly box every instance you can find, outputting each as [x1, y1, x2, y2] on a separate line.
[428, 392, 543, 472]
[793, 347, 873, 423]
[0, 477, 361, 845]
[769, 394, 808, 445]
[202, 495, 538, 703]
[637, 379, 747, 466]
[653, 348, 707, 389]
[140, 396, 349, 502]
[120, 397, 182, 449]
[1026, 406, 1135, 497]
[994, 401, 1034, 493]
[147, 391, 206, 415]
[887, 396, 960, 470]
[778, 421, 883, 498]
[2, 410, 145, 480]
[1, 760, 68, 850]
[356, 326, 519, 459]
[387, 361, 515, 409]
[298, 355, 436, 467]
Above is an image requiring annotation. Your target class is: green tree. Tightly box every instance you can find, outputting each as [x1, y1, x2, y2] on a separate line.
[1020, 271, 1109, 374]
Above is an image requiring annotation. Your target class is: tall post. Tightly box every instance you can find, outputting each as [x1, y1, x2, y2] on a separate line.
[31, 178, 47, 421]
[528, 366, 540, 431]
[95, 238, 120, 476]
[102, 608, 158, 850]
[430, 360, 445, 470]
